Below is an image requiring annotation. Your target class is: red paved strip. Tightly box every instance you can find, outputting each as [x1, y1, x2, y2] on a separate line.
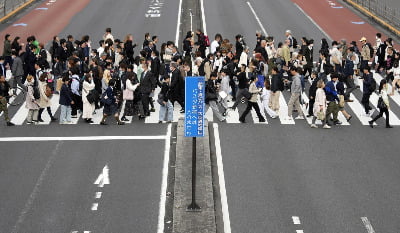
[0, 0, 91, 52]
[292, 0, 389, 44]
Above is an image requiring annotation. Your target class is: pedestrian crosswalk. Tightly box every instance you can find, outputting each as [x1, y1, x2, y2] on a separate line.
[2, 72, 400, 127]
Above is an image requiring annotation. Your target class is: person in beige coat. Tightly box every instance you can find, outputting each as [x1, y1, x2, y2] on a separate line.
[37, 73, 56, 122]
[311, 80, 330, 129]
[82, 74, 96, 123]
[25, 75, 40, 124]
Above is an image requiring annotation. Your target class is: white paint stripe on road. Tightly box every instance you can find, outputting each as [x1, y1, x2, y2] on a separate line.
[95, 192, 102, 199]
[0, 135, 167, 142]
[246, 1, 268, 36]
[292, 216, 301, 225]
[213, 123, 232, 233]
[278, 92, 295, 124]
[175, 0, 183, 46]
[200, 0, 209, 54]
[11, 101, 29, 125]
[361, 217, 376, 233]
[293, 3, 333, 41]
[11, 141, 63, 233]
[91, 203, 98, 211]
[157, 123, 172, 233]
[296, 230, 304, 233]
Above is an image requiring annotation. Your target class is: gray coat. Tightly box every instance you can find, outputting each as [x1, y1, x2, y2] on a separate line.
[11, 56, 24, 77]
[290, 74, 302, 94]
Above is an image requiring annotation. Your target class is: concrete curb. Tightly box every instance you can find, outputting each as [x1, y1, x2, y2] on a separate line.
[343, 0, 400, 38]
[172, 119, 216, 233]
[0, 0, 36, 23]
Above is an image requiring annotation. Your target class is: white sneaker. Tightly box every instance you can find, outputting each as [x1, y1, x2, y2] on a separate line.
[310, 124, 318, 128]
[323, 124, 331, 129]
[271, 115, 278, 119]
[295, 115, 305, 120]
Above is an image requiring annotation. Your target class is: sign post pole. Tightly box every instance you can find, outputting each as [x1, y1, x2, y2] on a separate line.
[184, 76, 205, 212]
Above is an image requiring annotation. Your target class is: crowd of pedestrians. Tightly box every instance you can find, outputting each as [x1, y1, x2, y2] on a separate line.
[0, 28, 398, 129]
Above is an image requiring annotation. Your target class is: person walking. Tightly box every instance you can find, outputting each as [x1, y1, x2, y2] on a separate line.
[37, 73, 57, 122]
[239, 75, 265, 123]
[324, 73, 342, 126]
[25, 75, 40, 124]
[158, 75, 173, 123]
[310, 80, 330, 129]
[361, 66, 374, 117]
[0, 75, 14, 126]
[285, 67, 305, 120]
[59, 75, 74, 124]
[82, 74, 96, 123]
[369, 79, 392, 128]
[205, 73, 226, 122]
[261, 79, 278, 119]
[100, 79, 124, 125]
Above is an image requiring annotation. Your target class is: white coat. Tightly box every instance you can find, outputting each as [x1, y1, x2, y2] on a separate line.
[82, 80, 95, 119]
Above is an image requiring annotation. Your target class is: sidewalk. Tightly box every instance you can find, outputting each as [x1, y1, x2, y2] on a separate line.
[0, 0, 36, 23]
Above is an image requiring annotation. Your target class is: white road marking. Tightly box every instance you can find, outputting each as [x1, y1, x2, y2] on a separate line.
[95, 192, 102, 199]
[278, 93, 295, 124]
[373, 72, 400, 113]
[199, 0, 209, 54]
[11, 101, 29, 125]
[0, 135, 168, 142]
[361, 217, 376, 233]
[225, 106, 240, 123]
[251, 99, 268, 124]
[205, 105, 214, 122]
[146, 88, 162, 123]
[38, 94, 60, 125]
[292, 216, 301, 225]
[175, 0, 183, 46]
[246, 1, 268, 36]
[157, 124, 172, 233]
[83, 231, 91, 233]
[296, 230, 304, 233]
[213, 123, 232, 233]
[91, 203, 98, 211]
[11, 142, 63, 233]
[293, 3, 333, 41]
[94, 165, 110, 188]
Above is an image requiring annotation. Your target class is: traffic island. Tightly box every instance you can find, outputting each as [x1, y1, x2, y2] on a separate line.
[172, 119, 216, 233]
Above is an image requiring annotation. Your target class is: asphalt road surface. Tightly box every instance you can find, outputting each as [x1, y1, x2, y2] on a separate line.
[1, 0, 400, 232]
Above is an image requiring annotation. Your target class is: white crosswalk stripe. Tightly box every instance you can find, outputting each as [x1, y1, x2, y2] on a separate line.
[5, 73, 400, 127]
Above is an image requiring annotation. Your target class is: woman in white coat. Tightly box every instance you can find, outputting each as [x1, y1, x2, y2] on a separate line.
[311, 80, 330, 129]
[82, 74, 96, 123]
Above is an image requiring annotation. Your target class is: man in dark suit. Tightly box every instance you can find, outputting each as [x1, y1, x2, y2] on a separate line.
[169, 62, 185, 113]
[140, 62, 156, 116]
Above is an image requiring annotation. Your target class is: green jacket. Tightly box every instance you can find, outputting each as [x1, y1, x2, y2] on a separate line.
[3, 40, 11, 56]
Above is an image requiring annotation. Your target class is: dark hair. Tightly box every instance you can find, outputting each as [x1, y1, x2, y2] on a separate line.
[5, 34, 10, 40]
[152, 35, 158, 41]
[210, 72, 218, 78]
[108, 78, 116, 87]
[378, 79, 387, 93]
[331, 72, 340, 79]
[106, 27, 112, 33]
[363, 65, 371, 72]
[272, 67, 279, 73]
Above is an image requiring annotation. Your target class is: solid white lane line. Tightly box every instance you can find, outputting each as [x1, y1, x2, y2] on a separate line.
[199, 0, 209, 54]
[157, 124, 172, 233]
[95, 192, 102, 199]
[292, 216, 301, 225]
[293, 3, 333, 41]
[0, 135, 168, 142]
[11, 142, 63, 233]
[175, 0, 183, 46]
[213, 123, 232, 233]
[91, 203, 98, 211]
[246, 1, 268, 36]
[361, 217, 376, 233]
[296, 230, 304, 233]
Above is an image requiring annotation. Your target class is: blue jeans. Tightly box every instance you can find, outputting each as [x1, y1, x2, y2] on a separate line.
[60, 105, 71, 123]
[159, 100, 173, 121]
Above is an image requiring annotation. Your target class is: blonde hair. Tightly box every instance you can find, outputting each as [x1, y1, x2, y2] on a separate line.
[317, 79, 324, 88]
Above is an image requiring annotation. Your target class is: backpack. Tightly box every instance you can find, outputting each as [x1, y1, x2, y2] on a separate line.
[204, 35, 210, 47]
[198, 60, 207, 76]
[368, 76, 377, 93]
[292, 37, 298, 49]
[366, 43, 374, 58]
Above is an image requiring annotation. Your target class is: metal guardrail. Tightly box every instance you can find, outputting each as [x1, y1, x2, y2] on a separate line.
[0, 0, 31, 19]
[351, 0, 400, 31]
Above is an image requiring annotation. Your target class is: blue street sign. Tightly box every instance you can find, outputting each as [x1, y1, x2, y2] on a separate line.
[184, 76, 205, 137]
